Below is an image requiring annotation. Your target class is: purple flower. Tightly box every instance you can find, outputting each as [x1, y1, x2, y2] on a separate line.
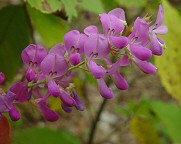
[0, 91, 21, 121]
[84, 26, 110, 58]
[10, 82, 30, 103]
[149, 5, 168, 55]
[72, 90, 84, 111]
[64, 30, 86, 65]
[0, 91, 16, 113]
[70, 53, 82, 66]
[0, 72, 5, 84]
[99, 8, 126, 36]
[22, 44, 48, 81]
[98, 78, 114, 99]
[106, 59, 129, 90]
[126, 17, 157, 74]
[41, 52, 68, 97]
[88, 60, 106, 79]
[134, 58, 157, 74]
[38, 99, 59, 122]
[62, 103, 73, 113]
[9, 107, 21, 121]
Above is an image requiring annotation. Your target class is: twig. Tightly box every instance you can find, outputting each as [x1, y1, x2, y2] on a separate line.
[88, 99, 107, 144]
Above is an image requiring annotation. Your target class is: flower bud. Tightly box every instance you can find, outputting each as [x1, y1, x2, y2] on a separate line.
[70, 53, 82, 66]
[0, 72, 5, 85]
[62, 103, 73, 113]
[9, 107, 21, 121]
[98, 79, 114, 99]
[26, 68, 36, 82]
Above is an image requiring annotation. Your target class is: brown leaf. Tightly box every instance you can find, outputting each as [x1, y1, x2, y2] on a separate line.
[0, 115, 11, 144]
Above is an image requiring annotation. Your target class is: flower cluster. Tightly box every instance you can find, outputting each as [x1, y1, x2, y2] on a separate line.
[0, 5, 167, 122]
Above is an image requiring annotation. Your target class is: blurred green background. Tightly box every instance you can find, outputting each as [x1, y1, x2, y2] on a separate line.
[0, 0, 181, 144]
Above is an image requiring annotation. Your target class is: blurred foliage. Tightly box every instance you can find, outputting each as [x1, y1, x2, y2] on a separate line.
[0, 5, 31, 81]
[131, 116, 160, 144]
[156, 0, 181, 103]
[61, 0, 77, 21]
[116, 98, 181, 143]
[13, 127, 82, 144]
[80, 0, 105, 14]
[115, 0, 147, 8]
[28, 5, 69, 48]
[48, 96, 62, 111]
[25, 0, 62, 13]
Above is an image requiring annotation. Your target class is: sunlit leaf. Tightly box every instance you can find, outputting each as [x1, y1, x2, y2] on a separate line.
[13, 127, 82, 144]
[80, 0, 105, 14]
[155, 0, 181, 102]
[0, 115, 11, 144]
[61, 0, 77, 21]
[28, 6, 69, 48]
[26, 0, 62, 13]
[0, 6, 31, 81]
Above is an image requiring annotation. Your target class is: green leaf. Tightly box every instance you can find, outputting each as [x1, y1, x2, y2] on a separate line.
[13, 127, 82, 144]
[0, 6, 31, 81]
[114, 0, 147, 8]
[80, 0, 105, 14]
[28, 6, 69, 48]
[61, 0, 77, 21]
[155, 0, 181, 102]
[26, 0, 62, 13]
[149, 101, 181, 143]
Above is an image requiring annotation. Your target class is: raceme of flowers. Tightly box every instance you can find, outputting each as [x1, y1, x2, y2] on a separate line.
[0, 5, 168, 122]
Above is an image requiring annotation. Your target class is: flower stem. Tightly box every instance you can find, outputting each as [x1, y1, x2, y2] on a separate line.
[68, 61, 85, 72]
[28, 61, 86, 88]
[28, 79, 47, 88]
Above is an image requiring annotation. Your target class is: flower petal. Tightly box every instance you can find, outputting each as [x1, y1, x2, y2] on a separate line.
[108, 8, 125, 21]
[64, 30, 86, 54]
[62, 103, 73, 113]
[59, 90, 76, 107]
[111, 71, 129, 90]
[84, 25, 99, 36]
[150, 33, 163, 56]
[70, 53, 82, 66]
[48, 80, 60, 97]
[73, 91, 84, 111]
[154, 5, 164, 28]
[135, 58, 157, 74]
[0, 72, 5, 85]
[38, 100, 59, 122]
[9, 107, 21, 121]
[84, 34, 110, 58]
[110, 36, 128, 49]
[41, 53, 68, 77]
[99, 14, 124, 36]
[98, 79, 114, 99]
[0, 91, 16, 113]
[49, 43, 66, 56]
[26, 68, 36, 82]
[22, 44, 47, 67]
[89, 60, 106, 79]
[153, 25, 168, 35]
[130, 44, 152, 61]
[10, 82, 30, 103]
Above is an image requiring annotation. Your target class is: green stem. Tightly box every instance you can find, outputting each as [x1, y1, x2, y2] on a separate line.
[28, 61, 86, 88]
[68, 61, 85, 72]
[28, 79, 47, 88]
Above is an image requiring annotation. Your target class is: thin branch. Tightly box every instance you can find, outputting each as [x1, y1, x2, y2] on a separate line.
[88, 99, 107, 144]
